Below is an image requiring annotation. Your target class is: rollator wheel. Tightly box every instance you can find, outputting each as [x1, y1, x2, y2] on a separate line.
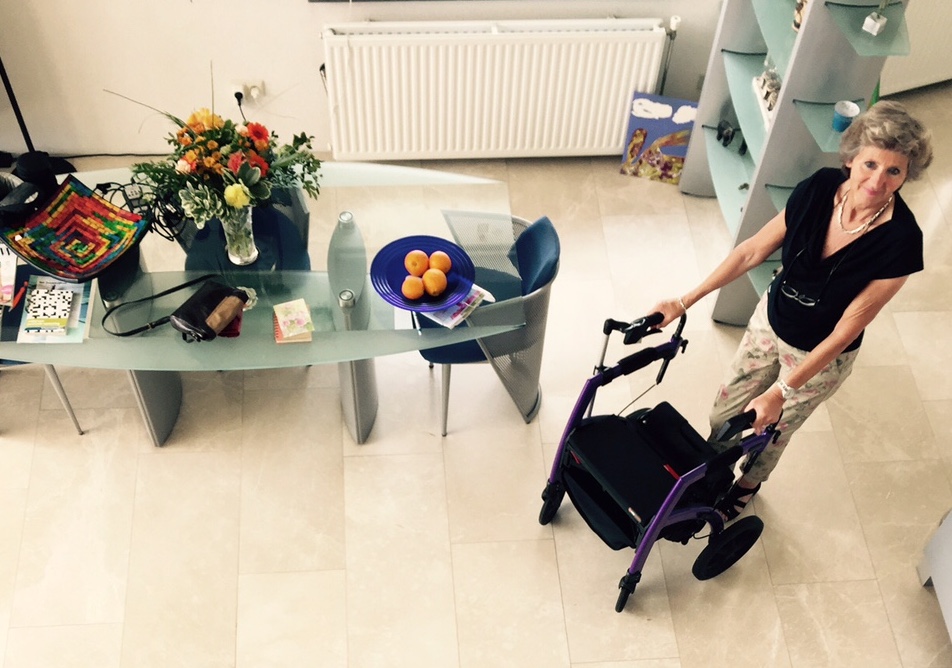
[615, 572, 639, 613]
[538, 481, 564, 525]
[691, 516, 764, 581]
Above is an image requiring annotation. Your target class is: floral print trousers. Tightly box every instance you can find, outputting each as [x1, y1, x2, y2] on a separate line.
[708, 292, 859, 484]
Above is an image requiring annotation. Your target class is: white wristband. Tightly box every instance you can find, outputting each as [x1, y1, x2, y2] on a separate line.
[776, 378, 796, 400]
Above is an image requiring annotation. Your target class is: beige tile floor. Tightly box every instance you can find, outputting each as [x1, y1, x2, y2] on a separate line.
[1, 81, 950, 667]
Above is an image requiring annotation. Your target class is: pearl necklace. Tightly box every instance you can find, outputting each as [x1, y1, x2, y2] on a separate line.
[837, 188, 893, 236]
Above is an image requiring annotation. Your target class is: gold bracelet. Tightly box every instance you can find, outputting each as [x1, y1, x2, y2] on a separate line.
[678, 297, 688, 314]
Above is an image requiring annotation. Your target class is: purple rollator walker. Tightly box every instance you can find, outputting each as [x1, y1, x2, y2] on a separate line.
[539, 312, 779, 612]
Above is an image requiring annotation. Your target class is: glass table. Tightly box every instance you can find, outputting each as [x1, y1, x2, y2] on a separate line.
[0, 162, 528, 445]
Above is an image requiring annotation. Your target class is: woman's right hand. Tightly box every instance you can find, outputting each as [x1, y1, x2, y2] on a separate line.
[648, 298, 686, 329]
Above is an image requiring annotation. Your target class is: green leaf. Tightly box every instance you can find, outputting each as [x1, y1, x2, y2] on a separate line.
[237, 162, 261, 186]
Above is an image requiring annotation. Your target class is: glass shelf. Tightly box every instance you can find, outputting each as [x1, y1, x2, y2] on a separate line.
[703, 125, 755, 238]
[749, 259, 780, 296]
[825, 1, 910, 57]
[793, 98, 866, 153]
[765, 184, 795, 213]
[722, 50, 769, 161]
[752, 0, 799, 78]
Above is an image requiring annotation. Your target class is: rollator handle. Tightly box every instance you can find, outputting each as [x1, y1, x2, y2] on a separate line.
[621, 312, 664, 345]
[714, 409, 758, 442]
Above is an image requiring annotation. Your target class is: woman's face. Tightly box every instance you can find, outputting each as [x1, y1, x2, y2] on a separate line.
[845, 145, 909, 206]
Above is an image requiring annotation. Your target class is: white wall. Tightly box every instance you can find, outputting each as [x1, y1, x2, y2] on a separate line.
[0, 0, 722, 158]
[880, 0, 952, 95]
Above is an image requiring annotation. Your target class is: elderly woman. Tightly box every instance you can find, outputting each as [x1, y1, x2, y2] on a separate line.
[652, 100, 933, 520]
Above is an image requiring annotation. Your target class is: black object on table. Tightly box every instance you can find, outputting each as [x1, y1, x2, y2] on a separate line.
[184, 206, 311, 272]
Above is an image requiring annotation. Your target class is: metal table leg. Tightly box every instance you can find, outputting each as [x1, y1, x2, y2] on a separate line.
[127, 370, 183, 447]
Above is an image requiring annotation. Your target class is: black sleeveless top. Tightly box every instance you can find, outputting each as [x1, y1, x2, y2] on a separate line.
[767, 168, 923, 352]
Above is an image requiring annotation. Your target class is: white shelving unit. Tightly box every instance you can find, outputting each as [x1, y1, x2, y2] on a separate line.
[679, 0, 911, 326]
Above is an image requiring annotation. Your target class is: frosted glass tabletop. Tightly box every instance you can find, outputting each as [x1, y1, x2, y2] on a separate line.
[0, 163, 525, 370]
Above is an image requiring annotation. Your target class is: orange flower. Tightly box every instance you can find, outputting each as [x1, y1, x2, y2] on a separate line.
[206, 140, 219, 151]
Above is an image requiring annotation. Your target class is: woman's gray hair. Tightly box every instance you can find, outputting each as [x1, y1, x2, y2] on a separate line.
[839, 100, 933, 180]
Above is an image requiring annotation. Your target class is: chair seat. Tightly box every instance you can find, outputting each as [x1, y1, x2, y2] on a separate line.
[420, 338, 485, 365]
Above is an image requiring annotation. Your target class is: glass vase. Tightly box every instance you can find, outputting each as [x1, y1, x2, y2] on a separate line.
[220, 205, 259, 265]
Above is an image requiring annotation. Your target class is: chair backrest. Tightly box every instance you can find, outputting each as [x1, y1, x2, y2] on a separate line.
[515, 216, 560, 295]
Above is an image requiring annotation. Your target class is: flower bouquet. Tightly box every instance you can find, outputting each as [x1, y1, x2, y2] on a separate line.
[131, 108, 321, 264]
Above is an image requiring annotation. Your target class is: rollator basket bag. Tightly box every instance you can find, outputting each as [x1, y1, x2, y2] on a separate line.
[562, 402, 734, 550]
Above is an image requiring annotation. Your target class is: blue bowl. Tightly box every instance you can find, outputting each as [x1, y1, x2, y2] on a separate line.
[370, 235, 475, 312]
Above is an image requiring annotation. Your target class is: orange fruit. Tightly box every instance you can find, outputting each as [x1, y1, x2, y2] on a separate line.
[404, 249, 429, 277]
[429, 250, 452, 274]
[422, 268, 448, 297]
[401, 275, 425, 300]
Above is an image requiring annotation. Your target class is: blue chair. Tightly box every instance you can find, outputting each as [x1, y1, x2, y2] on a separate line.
[420, 215, 560, 435]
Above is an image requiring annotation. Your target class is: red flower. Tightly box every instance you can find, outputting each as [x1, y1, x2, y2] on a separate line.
[246, 123, 270, 144]
[227, 152, 245, 174]
[246, 151, 270, 177]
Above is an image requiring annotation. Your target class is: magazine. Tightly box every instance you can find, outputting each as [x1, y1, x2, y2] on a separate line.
[419, 284, 494, 329]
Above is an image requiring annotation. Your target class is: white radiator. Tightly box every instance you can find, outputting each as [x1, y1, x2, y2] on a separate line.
[322, 19, 668, 160]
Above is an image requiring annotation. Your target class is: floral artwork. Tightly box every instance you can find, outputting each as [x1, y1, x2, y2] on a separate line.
[620, 94, 697, 185]
[130, 108, 322, 230]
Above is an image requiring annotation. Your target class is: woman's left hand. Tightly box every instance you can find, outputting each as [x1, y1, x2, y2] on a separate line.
[744, 387, 784, 434]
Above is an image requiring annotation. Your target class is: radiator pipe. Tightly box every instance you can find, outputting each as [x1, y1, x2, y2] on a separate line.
[658, 15, 681, 96]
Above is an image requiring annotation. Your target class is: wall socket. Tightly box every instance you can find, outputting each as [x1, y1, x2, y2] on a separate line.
[230, 81, 266, 102]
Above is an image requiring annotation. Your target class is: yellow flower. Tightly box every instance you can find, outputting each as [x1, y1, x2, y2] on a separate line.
[223, 183, 251, 208]
[187, 108, 224, 131]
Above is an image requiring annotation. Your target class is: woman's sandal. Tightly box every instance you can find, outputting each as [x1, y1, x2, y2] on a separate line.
[716, 482, 762, 521]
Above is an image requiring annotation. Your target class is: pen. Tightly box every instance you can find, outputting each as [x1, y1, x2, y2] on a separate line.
[10, 281, 27, 309]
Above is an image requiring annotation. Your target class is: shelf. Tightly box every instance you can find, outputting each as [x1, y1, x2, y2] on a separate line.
[703, 125, 755, 238]
[826, 1, 910, 56]
[752, 0, 799, 78]
[722, 50, 769, 161]
[749, 259, 780, 296]
[793, 98, 866, 153]
[765, 184, 795, 213]
[683, 0, 900, 326]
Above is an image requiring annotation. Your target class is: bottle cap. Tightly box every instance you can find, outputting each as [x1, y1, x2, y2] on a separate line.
[338, 211, 354, 225]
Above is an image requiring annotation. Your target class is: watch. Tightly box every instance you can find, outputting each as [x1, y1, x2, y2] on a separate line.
[776, 378, 796, 400]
